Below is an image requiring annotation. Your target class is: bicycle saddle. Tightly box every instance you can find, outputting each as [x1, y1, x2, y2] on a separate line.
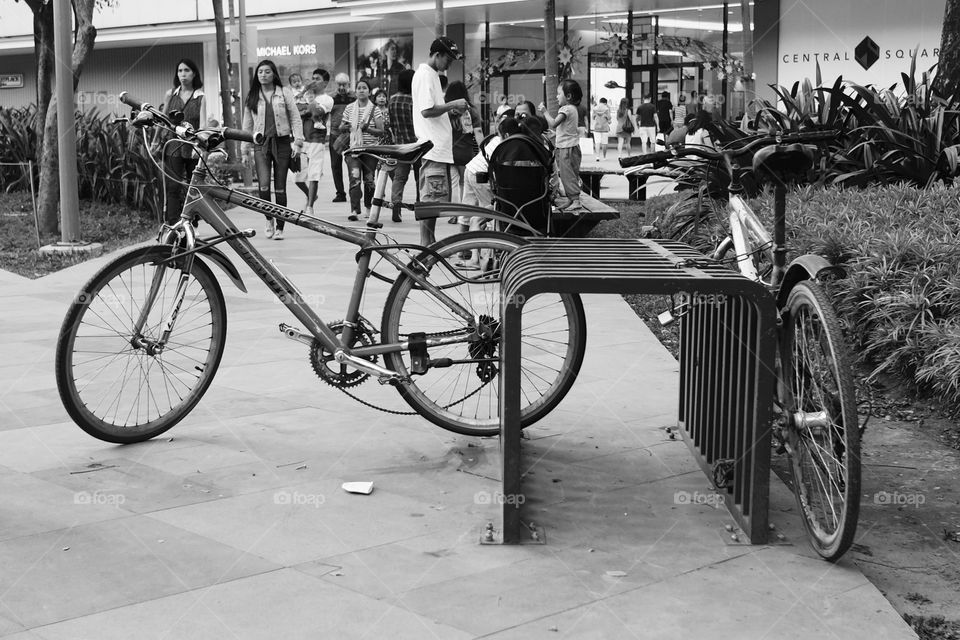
[752, 143, 816, 176]
[344, 140, 434, 163]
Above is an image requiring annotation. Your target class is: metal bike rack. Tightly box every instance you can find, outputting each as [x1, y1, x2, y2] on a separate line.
[497, 238, 777, 545]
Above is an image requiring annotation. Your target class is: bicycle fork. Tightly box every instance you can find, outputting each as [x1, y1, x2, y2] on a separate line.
[131, 231, 196, 355]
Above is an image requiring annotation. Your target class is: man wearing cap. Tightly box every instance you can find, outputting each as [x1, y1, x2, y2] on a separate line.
[412, 36, 468, 246]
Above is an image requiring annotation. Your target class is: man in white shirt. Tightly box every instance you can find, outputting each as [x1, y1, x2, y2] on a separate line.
[412, 36, 468, 246]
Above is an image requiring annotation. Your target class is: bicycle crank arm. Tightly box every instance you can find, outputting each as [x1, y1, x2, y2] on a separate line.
[333, 350, 408, 385]
[279, 323, 314, 346]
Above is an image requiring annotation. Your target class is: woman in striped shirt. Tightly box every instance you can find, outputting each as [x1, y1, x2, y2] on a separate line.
[339, 79, 385, 221]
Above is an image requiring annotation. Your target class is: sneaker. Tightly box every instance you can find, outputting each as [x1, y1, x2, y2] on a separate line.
[265, 218, 275, 239]
[347, 213, 359, 222]
[304, 205, 313, 216]
[392, 210, 402, 223]
[332, 194, 347, 203]
[274, 228, 284, 240]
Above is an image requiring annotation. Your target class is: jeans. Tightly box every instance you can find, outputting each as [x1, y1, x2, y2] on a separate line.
[346, 154, 377, 215]
[329, 140, 346, 197]
[163, 153, 198, 223]
[388, 160, 421, 217]
[254, 135, 292, 230]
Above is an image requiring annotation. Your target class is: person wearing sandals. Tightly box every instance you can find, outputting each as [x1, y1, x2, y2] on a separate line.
[241, 59, 304, 240]
[339, 79, 385, 221]
[153, 58, 206, 224]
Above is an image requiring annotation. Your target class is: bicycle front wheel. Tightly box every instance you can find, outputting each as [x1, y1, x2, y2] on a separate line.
[381, 231, 586, 437]
[55, 246, 227, 444]
[778, 279, 860, 561]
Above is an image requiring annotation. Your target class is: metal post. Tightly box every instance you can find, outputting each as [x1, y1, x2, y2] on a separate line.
[722, 1, 729, 119]
[53, 0, 80, 243]
[652, 16, 659, 102]
[238, 0, 252, 187]
[435, 0, 444, 37]
[625, 9, 634, 105]
[483, 20, 490, 133]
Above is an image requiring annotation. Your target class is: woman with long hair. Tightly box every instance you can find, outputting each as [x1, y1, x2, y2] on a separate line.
[241, 59, 304, 240]
[338, 79, 385, 221]
[615, 97, 635, 156]
[155, 58, 206, 223]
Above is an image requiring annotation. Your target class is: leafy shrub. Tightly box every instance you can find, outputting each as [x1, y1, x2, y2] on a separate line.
[0, 105, 39, 192]
[0, 105, 162, 216]
[75, 110, 162, 218]
[753, 182, 960, 408]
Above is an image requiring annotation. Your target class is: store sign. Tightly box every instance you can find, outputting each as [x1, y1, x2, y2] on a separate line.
[777, 0, 944, 90]
[255, 43, 317, 57]
[0, 73, 24, 89]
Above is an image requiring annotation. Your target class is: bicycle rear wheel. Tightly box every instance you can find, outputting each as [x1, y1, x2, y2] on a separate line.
[55, 246, 227, 444]
[381, 231, 586, 437]
[778, 280, 859, 561]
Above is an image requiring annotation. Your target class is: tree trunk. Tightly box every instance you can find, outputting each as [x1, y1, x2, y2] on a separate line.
[936, 0, 960, 100]
[23, 0, 54, 143]
[212, 0, 234, 159]
[544, 0, 559, 114]
[36, 0, 99, 235]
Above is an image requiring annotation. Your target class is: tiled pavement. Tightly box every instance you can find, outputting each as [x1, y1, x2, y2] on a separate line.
[0, 173, 916, 639]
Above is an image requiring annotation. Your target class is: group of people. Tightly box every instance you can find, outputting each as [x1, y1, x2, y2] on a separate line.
[153, 42, 592, 240]
[589, 90, 715, 159]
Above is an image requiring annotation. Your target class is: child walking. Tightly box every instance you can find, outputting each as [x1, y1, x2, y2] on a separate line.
[539, 79, 583, 212]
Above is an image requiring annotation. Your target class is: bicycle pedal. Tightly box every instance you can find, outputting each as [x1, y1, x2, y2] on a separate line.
[366, 221, 383, 229]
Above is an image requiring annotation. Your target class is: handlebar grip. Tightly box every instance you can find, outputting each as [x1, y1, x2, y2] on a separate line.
[118, 91, 147, 111]
[619, 151, 673, 168]
[223, 128, 263, 145]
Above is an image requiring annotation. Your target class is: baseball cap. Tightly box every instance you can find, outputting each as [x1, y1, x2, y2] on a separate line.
[430, 36, 463, 60]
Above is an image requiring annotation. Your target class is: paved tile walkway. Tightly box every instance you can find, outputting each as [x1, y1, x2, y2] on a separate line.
[0, 171, 916, 638]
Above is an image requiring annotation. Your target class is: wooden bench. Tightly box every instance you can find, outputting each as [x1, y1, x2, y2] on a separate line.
[547, 192, 619, 237]
[579, 166, 648, 201]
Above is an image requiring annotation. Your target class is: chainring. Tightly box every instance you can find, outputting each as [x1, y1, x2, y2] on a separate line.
[310, 320, 378, 388]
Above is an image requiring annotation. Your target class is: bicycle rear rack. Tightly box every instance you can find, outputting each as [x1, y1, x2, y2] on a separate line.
[497, 238, 777, 545]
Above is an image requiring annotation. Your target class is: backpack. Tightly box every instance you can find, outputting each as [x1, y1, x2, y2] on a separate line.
[485, 132, 554, 236]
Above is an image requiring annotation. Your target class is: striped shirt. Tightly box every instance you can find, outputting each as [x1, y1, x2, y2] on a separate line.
[342, 101, 385, 147]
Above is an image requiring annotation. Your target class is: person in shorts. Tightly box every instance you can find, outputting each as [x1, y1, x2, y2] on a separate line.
[412, 36, 468, 246]
[635, 95, 659, 154]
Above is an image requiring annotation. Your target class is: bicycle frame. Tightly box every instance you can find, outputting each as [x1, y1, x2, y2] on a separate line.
[726, 194, 776, 286]
[151, 163, 483, 380]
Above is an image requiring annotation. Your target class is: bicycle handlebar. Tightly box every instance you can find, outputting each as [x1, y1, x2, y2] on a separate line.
[618, 130, 838, 168]
[119, 91, 263, 147]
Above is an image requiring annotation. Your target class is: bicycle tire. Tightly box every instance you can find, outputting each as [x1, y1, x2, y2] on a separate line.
[55, 245, 227, 444]
[381, 231, 587, 437]
[778, 279, 860, 561]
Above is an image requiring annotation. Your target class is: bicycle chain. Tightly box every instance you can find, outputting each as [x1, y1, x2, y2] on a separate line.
[326, 328, 496, 415]
[331, 375, 494, 416]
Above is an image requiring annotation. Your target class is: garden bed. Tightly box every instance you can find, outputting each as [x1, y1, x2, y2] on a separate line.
[0, 191, 156, 278]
